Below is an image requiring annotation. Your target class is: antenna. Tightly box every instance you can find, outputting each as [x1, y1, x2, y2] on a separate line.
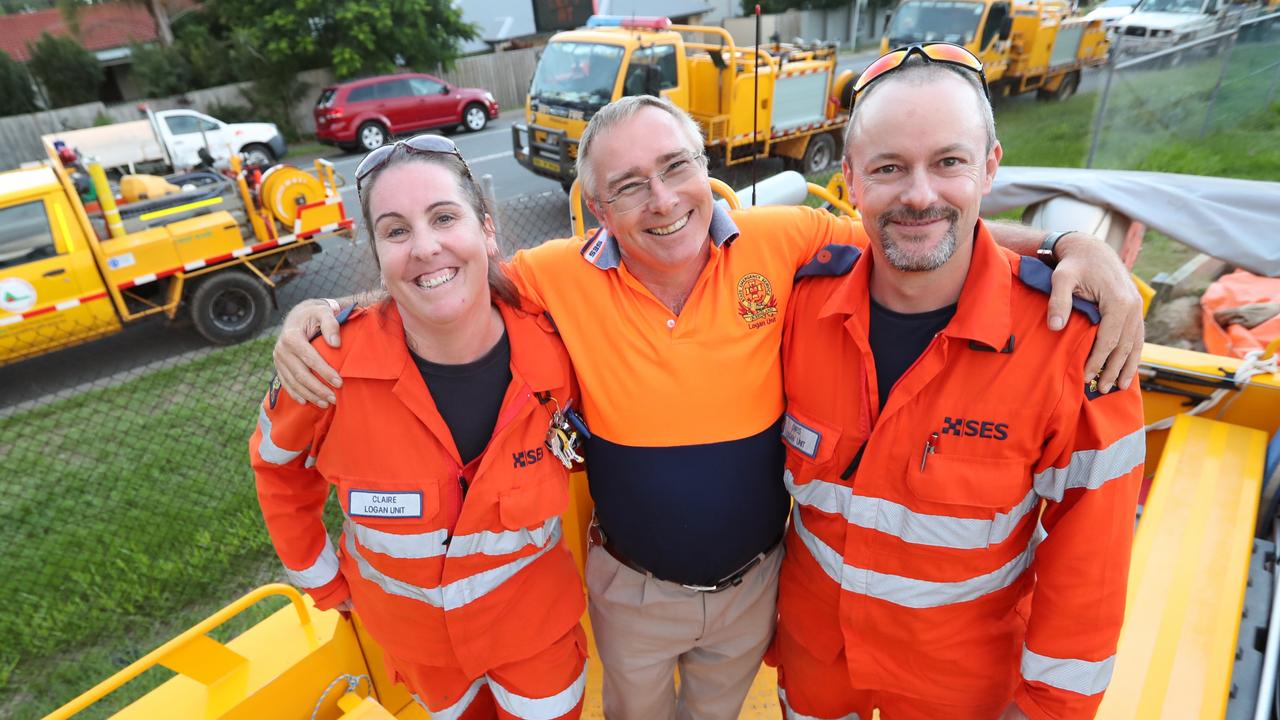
[752, 4, 761, 207]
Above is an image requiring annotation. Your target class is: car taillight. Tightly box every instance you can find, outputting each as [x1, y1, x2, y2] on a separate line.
[322, 109, 343, 120]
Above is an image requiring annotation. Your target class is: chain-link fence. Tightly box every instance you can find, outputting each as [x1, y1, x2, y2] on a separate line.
[0, 178, 593, 718]
[1087, 11, 1280, 169]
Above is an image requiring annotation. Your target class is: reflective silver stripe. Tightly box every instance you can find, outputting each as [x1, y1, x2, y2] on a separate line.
[416, 676, 487, 720]
[791, 508, 1033, 609]
[344, 516, 561, 560]
[448, 516, 561, 558]
[256, 406, 308, 465]
[345, 519, 449, 559]
[304, 455, 316, 469]
[344, 518, 562, 610]
[778, 688, 861, 720]
[1021, 646, 1115, 696]
[490, 662, 587, 720]
[784, 469, 1039, 550]
[283, 535, 341, 589]
[1034, 428, 1144, 502]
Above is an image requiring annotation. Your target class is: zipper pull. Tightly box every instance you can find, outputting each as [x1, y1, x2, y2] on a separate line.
[920, 432, 939, 472]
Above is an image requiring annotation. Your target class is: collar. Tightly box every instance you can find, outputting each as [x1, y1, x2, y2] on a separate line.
[580, 202, 740, 270]
[820, 219, 1013, 350]
[340, 301, 566, 393]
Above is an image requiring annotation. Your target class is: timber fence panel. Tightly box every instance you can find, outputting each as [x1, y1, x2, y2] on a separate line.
[437, 47, 540, 110]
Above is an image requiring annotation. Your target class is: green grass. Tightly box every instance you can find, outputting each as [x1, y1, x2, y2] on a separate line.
[0, 337, 337, 718]
[285, 140, 344, 162]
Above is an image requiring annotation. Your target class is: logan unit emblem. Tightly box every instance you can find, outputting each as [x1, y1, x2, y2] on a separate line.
[737, 273, 778, 328]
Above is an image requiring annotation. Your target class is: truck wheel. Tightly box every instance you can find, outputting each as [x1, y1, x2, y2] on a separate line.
[358, 122, 388, 152]
[1036, 71, 1080, 101]
[190, 271, 273, 345]
[799, 133, 838, 175]
[463, 104, 489, 132]
[241, 143, 275, 167]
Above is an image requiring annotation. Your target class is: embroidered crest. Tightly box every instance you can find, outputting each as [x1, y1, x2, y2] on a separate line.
[737, 272, 779, 328]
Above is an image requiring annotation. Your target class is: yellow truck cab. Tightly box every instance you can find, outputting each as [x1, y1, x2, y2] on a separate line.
[513, 15, 855, 190]
[0, 154, 352, 366]
[882, 0, 1109, 99]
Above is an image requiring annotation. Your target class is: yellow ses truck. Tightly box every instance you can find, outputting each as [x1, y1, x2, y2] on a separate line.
[0, 153, 353, 367]
[513, 15, 856, 191]
[883, 0, 1110, 99]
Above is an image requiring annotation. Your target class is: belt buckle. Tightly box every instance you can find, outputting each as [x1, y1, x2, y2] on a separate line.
[681, 581, 725, 593]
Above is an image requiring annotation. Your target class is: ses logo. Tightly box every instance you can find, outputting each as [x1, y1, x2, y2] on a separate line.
[0, 278, 37, 314]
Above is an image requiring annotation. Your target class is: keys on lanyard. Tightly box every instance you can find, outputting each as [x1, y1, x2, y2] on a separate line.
[545, 397, 586, 469]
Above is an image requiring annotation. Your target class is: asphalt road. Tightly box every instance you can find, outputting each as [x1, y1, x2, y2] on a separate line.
[1, 57, 1107, 409]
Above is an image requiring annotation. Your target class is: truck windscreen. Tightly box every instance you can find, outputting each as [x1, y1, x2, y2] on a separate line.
[529, 42, 626, 109]
[886, 1, 986, 45]
[1137, 0, 1203, 13]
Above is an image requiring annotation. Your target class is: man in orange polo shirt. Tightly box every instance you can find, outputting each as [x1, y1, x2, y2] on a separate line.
[271, 97, 1143, 719]
[775, 46, 1143, 719]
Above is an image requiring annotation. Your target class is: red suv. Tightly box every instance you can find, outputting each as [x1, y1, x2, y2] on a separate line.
[314, 73, 500, 152]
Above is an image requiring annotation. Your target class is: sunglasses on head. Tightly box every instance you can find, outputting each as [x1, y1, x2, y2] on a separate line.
[355, 133, 472, 197]
[853, 43, 990, 105]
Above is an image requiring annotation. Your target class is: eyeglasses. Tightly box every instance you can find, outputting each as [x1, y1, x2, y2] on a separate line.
[602, 152, 708, 214]
[853, 43, 990, 105]
[355, 133, 472, 197]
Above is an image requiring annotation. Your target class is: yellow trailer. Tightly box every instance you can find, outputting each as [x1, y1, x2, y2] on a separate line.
[513, 15, 856, 191]
[882, 0, 1110, 100]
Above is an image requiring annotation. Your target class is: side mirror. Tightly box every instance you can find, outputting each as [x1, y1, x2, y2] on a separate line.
[440, 85, 450, 95]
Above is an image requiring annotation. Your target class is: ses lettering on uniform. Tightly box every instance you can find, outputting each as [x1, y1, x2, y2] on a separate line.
[512, 447, 545, 468]
[941, 417, 1009, 441]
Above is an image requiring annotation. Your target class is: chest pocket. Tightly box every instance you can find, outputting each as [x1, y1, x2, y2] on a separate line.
[906, 453, 1031, 511]
[336, 475, 442, 529]
[498, 463, 570, 531]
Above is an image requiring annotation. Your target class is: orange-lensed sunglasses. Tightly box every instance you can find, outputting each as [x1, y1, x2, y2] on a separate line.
[853, 43, 991, 104]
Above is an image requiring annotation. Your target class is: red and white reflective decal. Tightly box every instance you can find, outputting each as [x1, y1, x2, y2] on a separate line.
[0, 290, 110, 327]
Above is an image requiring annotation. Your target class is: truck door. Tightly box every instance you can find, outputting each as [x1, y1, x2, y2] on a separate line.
[162, 112, 226, 169]
[623, 43, 684, 106]
[0, 194, 119, 361]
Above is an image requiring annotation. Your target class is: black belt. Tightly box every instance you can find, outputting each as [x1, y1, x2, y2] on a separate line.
[588, 520, 778, 593]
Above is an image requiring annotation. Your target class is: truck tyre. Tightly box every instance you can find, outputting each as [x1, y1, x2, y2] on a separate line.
[358, 122, 388, 152]
[463, 104, 489, 132]
[1036, 71, 1080, 101]
[190, 271, 273, 345]
[799, 132, 838, 175]
[241, 143, 275, 167]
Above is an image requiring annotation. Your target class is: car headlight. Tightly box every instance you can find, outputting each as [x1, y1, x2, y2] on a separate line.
[485, 92, 495, 103]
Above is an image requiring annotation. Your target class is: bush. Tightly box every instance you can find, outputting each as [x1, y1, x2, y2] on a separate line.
[130, 42, 193, 97]
[203, 99, 258, 124]
[0, 49, 37, 116]
[26, 33, 103, 107]
[238, 72, 311, 141]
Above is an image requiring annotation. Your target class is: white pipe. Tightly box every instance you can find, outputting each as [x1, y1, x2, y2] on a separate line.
[728, 170, 809, 208]
[1253, 523, 1280, 720]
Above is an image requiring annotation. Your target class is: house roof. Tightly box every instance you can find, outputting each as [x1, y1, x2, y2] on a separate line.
[0, 3, 158, 62]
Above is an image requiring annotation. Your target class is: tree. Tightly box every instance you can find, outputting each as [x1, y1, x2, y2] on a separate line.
[216, 0, 478, 79]
[0, 50, 38, 116]
[129, 41, 191, 96]
[26, 32, 103, 107]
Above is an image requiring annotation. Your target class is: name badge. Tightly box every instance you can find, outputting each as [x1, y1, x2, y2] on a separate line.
[349, 490, 422, 518]
[782, 414, 821, 458]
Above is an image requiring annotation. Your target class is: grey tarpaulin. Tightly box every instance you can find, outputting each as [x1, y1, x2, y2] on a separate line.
[981, 166, 1280, 277]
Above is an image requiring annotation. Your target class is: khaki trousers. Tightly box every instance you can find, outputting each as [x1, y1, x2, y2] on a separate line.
[585, 542, 782, 720]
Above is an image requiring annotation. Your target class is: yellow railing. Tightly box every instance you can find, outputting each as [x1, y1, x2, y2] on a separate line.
[46, 584, 313, 720]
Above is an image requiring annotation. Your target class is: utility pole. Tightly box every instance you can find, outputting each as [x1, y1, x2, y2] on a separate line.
[849, 0, 864, 49]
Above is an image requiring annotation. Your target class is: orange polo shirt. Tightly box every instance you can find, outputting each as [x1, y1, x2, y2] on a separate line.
[507, 204, 864, 585]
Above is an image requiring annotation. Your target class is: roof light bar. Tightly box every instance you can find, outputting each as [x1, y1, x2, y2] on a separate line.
[586, 15, 672, 30]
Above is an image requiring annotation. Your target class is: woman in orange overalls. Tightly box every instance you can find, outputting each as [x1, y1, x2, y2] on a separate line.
[250, 135, 586, 720]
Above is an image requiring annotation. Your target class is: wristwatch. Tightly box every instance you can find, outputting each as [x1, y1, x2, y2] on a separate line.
[1037, 231, 1070, 266]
